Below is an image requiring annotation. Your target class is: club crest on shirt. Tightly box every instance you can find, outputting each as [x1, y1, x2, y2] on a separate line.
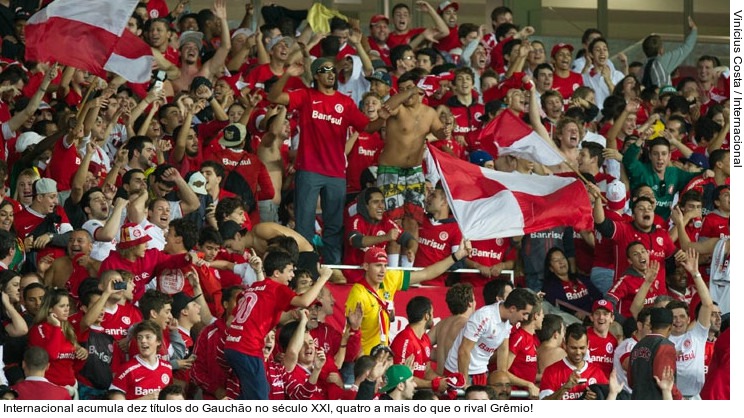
[335, 104, 344, 113]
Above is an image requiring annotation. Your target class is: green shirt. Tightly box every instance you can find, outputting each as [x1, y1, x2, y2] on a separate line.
[622, 143, 697, 219]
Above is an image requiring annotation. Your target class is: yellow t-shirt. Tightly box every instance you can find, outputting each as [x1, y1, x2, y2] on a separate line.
[345, 270, 411, 355]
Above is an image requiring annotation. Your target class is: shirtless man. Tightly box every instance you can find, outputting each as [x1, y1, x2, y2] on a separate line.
[536, 314, 567, 374]
[377, 71, 450, 228]
[429, 283, 476, 375]
[257, 105, 290, 223]
[168, 0, 231, 95]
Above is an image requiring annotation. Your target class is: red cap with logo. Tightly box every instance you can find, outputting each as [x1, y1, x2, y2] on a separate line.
[592, 299, 613, 313]
[364, 247, 388, 264]
[551, 42, 574, 58]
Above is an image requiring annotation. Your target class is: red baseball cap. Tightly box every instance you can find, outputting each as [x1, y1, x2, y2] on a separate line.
[551, 42, 574, 58]
[437, 1, 459, 14]
[364, 247, 388, 264]
[370, 14, 389, 26]
[592, 299, 613, 313]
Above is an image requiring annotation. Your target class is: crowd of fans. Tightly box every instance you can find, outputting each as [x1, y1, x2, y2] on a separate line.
[0, 0, 731, 401]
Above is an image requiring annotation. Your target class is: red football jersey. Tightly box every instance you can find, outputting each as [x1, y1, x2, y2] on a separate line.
[700, 212, 730, 239]
[46, 137, 82, 192]
[540, 358, 608, 400]
[346, 130, 383, 194]
[413, 216, 462, 286]
[111, 356, 173, 399]
[28, 322, 77, 387]
[607, 271, 663, 318]
[390, 326, 432, 379]
[586, 327, 618, 378]
[609, 219, 676, 284]
[287, 88, 369, 178]
[508, 327, 539, 387]
[102, 302, 143, 341]
[551, 72, 584, 101]
[387, 28, 425, 48]
[225, 280, 296, 357]
[460, 237, 516, 285]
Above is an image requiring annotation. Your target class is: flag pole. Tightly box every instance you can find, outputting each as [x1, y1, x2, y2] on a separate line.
[75, 76, 99, 119]
[561, 160, 609, 203]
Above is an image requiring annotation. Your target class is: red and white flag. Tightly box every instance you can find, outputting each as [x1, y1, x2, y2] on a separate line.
[426, 145, 593, 240]
[26, 0, 153, 83]
[478, 110, 565, 166]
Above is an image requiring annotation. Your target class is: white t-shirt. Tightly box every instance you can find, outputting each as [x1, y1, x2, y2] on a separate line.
[82, 218, 117, 261]
[612, 336, 637, 395]
[668, 321, 708, 397]
[444, 302, 511, 375]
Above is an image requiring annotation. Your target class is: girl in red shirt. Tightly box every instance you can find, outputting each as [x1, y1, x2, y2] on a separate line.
[28, 288, 88, 399]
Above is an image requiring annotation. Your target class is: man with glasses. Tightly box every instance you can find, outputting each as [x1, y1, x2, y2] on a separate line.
[268, 57, 384, 264]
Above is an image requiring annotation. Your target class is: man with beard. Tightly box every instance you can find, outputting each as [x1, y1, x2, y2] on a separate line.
[268, 57, 382, 264]
[81, 189, 127, 262]
[445, 288, 537, 386]
[539, 323, 608, 400]
[390, 296, 446, 392]
[170, 0, 231, 94]
[487, 370, 512, 400]
[368, 15, 391, 66]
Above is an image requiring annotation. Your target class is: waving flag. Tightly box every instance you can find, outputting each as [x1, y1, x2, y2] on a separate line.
[26, 0, 153, 83]
[426, 145, 593, 239]
[478, 110, 565, 166]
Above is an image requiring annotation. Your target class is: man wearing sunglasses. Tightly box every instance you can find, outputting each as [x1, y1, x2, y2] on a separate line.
[268, 58, 385, 265]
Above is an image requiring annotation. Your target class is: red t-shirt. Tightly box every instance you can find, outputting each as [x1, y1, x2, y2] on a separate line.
[343, 213, 401, 283]
[700, 212, 729, 239]
[243, 64, 306, 96]
[111, 356, 173, 399]
[46, 137, 81, 192]
[540, 358, 608, 400]
[413, 216, 462, 286]
[367, 38, 391, 66]
[435, 26, 461, 53]
[450, 101, 485, 152]
[102, 302, 143, 341]
[390, 326, 432, 379]
[508, 327, 539, 388]
[28, 322, 78, 387]
[608, 271, 662, 319]
[225, 280, 296, 357]
[552, 72, 584, 101]
[287, 88, 369, 178]
[346, 130, 383, 194]
[460, 237, 517, 286]
[592, 210, 624, 270]
[586, 327, 618, 378]
[609, 220, 677, 284]
[387, 28, 425, 48]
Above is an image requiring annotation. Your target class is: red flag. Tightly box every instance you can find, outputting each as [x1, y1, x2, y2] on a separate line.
[426, 145, 593, 239]
[25, 0, 153, 83]
[477, 110, 565, 166]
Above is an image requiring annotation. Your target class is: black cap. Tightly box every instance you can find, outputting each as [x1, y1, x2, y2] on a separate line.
[171, 292, 201, 316]
[219, 220, 247, 241]
[650, 307, 673, 327]
[190, 76, 213, 92]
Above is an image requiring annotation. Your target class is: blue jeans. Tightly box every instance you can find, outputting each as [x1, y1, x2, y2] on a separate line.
[590, 267, 615, 296]
[224, 349, 268, 400]
[294, 170, 345, 264]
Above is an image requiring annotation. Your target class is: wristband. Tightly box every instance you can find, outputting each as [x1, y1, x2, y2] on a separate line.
[451, 253, 460, 263]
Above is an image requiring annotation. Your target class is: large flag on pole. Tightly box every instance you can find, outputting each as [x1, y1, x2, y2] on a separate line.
[426, 145, 593, 240]
[478, 110, 565, 166]
[25, 0, 153, 83]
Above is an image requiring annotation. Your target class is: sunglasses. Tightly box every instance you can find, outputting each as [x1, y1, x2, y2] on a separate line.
[316, 65, 336, 74]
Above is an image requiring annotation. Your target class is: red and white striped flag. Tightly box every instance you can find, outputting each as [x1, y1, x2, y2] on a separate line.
[478, 110, 565, 166]
[426, 145, 593, 240]
[25, 0, 153, 83]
